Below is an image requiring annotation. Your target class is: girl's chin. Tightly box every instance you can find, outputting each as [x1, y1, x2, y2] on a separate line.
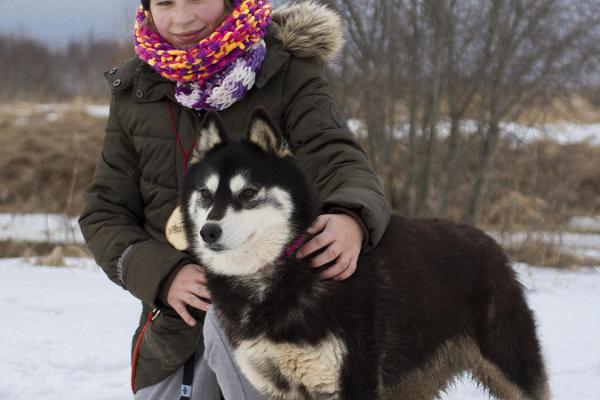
[177, 42, 197, 49]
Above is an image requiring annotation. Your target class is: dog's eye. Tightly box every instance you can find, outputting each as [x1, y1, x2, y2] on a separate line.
[200, 188, 212, 200]
[239, 188, 258, 201]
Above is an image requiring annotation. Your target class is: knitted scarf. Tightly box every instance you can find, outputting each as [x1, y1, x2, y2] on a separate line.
[134, 0, 272, 111]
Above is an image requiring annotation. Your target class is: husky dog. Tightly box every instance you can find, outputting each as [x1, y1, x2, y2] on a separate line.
[180, 108, 550, 400]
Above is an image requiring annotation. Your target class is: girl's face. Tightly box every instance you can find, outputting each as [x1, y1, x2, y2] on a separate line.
[149, 0, 229, 49]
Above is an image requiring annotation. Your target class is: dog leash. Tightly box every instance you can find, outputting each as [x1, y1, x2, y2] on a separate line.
[181, 344, 227, 400]
[180, 351, 196, 399]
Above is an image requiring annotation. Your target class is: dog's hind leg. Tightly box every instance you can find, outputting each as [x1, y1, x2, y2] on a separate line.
[475, 274, 550, 400]
[378, 338, 486, 400]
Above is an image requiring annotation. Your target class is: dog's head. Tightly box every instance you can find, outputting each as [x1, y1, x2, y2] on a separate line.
[180, 108, 316, 276]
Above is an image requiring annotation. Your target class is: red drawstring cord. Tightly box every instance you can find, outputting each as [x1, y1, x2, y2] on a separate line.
[167, 101, 197, 175]
[131, 309, 160, 393]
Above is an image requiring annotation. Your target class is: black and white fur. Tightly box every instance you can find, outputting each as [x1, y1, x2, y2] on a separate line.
[180, 109, 550, 400]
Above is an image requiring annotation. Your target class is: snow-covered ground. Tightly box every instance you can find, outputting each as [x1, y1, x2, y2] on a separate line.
[0, 258, 599, 399]
[0, 103, 111, 123]
[0, 213, 84, 244]
[492, 230, 600, 260]
[0, 257, 138, 400]
[569, 216, 600, 231]
[348, 117, 600, 146]
[1, 211, 599, 399]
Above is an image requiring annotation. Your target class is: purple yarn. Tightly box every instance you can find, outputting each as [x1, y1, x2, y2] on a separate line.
[174, 41, 268, 111]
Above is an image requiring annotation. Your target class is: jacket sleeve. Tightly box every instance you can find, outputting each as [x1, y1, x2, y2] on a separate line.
[78, 95, 193, 307]
[281, 57, 391, 253]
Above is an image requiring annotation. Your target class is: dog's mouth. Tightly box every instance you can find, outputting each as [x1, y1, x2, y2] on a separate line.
[205, 243, 227, 252]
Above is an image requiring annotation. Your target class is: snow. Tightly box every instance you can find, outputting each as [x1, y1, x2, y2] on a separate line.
[85, 105, 110, 118]
[569, 216, 600, 231]
[0, 257, 598, 399]
[492, 230, 600, 260]
[0, 213, 84, 244]
[0, 103, 110, 122]
[1, 211, 599, 399]
[0, 257, 140, 400]
[347, 117, 600, 146]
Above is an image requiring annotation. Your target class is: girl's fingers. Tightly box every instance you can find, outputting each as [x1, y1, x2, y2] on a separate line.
[190, 284, 212, 301]
[306, 215, 329, 235]
[310, 244, 340, 268]
[173, 302, 197, 327]
[186, 293, 211, 312]
[296, 231, 334, 259]
[333, 257, 357, 281]
[318, 256, 350, 280]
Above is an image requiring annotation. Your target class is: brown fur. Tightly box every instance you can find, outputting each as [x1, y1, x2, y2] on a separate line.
[272, 1, 345, 62]
[379, 337, 549, 400]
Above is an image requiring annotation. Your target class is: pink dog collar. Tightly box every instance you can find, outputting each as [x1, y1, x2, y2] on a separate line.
[281, 234, 307, 259]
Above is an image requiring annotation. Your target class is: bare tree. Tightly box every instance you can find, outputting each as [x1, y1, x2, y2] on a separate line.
[325, 0, 600, 224]
[462, 0, 600, 222]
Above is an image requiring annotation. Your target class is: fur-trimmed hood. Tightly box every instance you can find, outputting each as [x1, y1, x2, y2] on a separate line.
[272, 1, 345, 63]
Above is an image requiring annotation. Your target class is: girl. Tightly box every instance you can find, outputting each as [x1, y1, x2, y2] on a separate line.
[79, 0, 390, 398]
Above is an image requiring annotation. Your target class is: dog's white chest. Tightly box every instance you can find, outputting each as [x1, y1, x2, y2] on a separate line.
[235, 334, 347, 399]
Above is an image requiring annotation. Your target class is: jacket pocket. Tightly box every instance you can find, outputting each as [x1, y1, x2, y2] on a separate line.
[140, 309, 204, 370]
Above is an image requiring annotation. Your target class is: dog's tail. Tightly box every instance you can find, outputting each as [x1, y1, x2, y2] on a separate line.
[475, 258, 550, 400]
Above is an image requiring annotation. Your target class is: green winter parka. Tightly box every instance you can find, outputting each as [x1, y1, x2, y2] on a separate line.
[78, 2, 391, 392]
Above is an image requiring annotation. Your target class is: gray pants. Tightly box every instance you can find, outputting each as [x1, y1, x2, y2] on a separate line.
[135, 307, 265, 400]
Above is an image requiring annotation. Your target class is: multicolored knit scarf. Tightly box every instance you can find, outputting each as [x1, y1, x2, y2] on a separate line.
[134, 0, 272, 111]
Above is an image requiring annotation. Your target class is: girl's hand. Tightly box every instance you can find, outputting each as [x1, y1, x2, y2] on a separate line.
[296, 214, 364, 281]
[167, 264, 212, 326]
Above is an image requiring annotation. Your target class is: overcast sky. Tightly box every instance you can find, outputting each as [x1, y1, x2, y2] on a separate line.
[0, 0, 139, 48]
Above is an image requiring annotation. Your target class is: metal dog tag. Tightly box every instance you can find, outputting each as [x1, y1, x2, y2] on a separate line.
[166, 205, 189, 251]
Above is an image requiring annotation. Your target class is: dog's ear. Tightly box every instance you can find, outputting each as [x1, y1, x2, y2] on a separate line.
[190, 112, 228, 165]
[248, 107, 292, 158]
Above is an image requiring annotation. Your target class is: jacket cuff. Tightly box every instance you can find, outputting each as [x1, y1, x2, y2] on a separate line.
[122, 239, 194, 307]
[321, 187, 391, 254]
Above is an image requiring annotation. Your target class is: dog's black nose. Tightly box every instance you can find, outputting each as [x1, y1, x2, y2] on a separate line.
[200, 224, 222, 244]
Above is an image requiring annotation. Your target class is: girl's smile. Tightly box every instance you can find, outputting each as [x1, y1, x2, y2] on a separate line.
[171, 28, 207, 46]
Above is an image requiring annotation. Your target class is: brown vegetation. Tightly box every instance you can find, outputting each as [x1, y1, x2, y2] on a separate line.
[0, 102, 105, 215]
[506, 240, 598, 270]
[1, 101, 598, 229]
[0, 240, 91, 260]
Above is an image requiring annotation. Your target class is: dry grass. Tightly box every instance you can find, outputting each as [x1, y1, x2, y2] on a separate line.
[0, 240, 91, 260]
[0, 100, 598, 269]
[0, 100, 105, 216]
[505, 240, 599, 270]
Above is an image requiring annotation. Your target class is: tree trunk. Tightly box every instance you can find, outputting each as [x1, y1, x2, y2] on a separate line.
[399, 0, 421, 216]
[462, 122, 500, 223]
[363, 81, 387, 171]
[435, 116, 462, 217]
[415, 0, 445, 217]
